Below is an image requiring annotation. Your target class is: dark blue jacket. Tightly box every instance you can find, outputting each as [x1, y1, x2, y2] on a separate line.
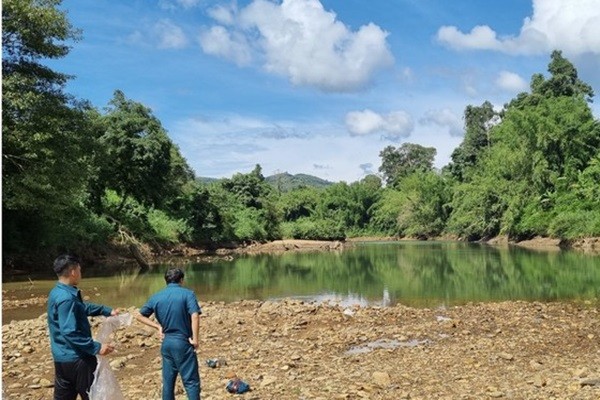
[47, 282, 112, 362]
[140, 283, 201, 340]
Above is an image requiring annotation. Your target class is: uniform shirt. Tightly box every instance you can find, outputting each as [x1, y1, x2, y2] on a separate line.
[139, 283, 201, 340]
[47, 282, 112, 362]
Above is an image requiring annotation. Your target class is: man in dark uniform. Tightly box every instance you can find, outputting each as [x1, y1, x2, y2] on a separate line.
[136, 267, 201, 400]
[47, 254, 119, 400]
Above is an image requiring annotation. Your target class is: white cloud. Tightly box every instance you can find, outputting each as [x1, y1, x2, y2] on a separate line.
[400, 66, 415, 83]
[345, 109, 414, 139]
[154, 19, 188, 49]
[158, 0, 201, 10]
[207, 4, 238, 26]
[200, 0, 394, 92]
[419, 109, 463, 137]
[436, 0, 600, 56]
[169, 114, 391, 181]
[437, 25, 501, 51]
[495, 71, 528, 93]
[177, 0, 201, 8]
[199, 26, 252, 66]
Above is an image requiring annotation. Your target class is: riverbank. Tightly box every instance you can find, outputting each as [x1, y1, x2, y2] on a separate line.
[237, 236, 600, 255]
[2, 300, 599, 399]
[3, 236, 599, 277]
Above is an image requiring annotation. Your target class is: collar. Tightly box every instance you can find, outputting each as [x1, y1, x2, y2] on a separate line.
[56, 281, 81, 297]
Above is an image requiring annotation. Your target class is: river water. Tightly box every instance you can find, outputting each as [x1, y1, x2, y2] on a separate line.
[3, 241, 600, 322]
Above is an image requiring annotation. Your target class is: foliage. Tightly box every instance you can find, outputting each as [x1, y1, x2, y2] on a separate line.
[280, 218, 345, 240]
[101, 189, 190, 246]
[98, 90, 191, 209]
[447, 101, 498, 181]
[2, 0, 101, 257]
[217, 165, 282, 242]
[147, 208, 191, 244]
[394, 171, 452, 238]
[446, 52, 599, 241]
[3, 3, 599, 271]
[232, 208, 268, 242]
[379, 143, 437, 186]
[277, 186, 321, 221]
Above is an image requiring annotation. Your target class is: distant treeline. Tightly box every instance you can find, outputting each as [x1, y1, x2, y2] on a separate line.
[3, 0, 600, 268]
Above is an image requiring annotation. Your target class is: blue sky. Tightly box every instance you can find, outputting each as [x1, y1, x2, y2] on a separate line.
[50, 0, 600, 182]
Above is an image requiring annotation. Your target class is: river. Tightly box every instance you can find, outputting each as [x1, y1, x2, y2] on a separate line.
[3, 241, 600, 322]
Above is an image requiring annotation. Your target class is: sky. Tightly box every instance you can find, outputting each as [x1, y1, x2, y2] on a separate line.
[49, 0, 600, 182]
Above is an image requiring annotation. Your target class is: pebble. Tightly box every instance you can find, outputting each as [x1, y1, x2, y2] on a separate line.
[2, 302, 600, 400]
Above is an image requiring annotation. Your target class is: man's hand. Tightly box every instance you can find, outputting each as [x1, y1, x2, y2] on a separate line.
[158, 326, 164, 340]
[110, 308, 120, 316]
[189, 338, 199, 350]
[98, 343, 115, 356]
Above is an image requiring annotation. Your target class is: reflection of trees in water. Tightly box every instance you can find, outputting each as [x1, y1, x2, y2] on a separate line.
[104, 242, 600, 306]
[118, 266, 142, 291]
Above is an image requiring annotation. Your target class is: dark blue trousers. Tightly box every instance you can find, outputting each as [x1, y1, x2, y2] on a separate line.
[161, 337, 200, 400]
[53, 356, 97, 400]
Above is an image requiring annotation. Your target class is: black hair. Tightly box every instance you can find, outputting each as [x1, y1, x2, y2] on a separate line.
[164, 268, 184, 284]
[53, 254, 80, 277]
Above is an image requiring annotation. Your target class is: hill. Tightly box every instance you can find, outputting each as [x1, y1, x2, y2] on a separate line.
[265, 172, 334, 191]
[197, 172, 334, 191]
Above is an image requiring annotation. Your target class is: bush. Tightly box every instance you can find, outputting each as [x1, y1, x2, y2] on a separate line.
[147, 208, 191, 244]
[281, 218, 345, 240]
[233, 208, 268, 242]
[549, 210, 600, 239]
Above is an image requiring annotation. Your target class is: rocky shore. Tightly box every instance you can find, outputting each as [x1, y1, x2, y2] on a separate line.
[2, 299, 600, 399]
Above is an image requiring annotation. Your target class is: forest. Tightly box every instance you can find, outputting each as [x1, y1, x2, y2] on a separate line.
[3, 0, 600, 269]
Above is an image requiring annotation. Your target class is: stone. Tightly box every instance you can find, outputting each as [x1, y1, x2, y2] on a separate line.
[3, 299, 600, 400]
[580, 378, 600, 387]
[372, 371, 391, 387]
[40, 378, 53, 387]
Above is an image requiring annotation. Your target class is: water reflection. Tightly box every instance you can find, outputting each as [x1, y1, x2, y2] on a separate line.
[4, 242, 600, 312]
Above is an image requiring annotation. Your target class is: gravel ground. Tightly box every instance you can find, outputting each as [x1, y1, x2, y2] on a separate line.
[2, 299, 600, 399]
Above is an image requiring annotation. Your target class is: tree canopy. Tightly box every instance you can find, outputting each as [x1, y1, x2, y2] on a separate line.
[2, 0, 599, 269]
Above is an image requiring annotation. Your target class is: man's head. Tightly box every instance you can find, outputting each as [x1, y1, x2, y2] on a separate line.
[164, 268, 185, 284]
[53, 254, 82, 285]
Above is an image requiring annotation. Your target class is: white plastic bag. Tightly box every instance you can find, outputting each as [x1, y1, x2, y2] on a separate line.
[89, 313, 133, 400]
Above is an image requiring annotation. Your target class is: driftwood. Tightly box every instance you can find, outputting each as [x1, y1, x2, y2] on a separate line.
[128, 244, 150, 270]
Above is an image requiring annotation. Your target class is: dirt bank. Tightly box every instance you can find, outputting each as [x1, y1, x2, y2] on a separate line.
[487, 236, 600, 254]
[238, 239, 345, 254]
[3, 299, 599, 399]
[4, 236, 599, 277]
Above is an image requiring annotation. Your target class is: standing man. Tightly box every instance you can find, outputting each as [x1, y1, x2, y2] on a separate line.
[47, 254, 119, 400]
[136, 268, 201, 400]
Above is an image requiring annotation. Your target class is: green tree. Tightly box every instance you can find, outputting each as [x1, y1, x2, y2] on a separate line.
[98, 90, 185, 210]
[219, 165, 281, 242]
[394, 171, 452, 238]
[278, 186, 321, 221]
[2, 0, 104, 254]
[221, 164, 272, 209]
[535, 50, 594, 101]
[379, 143, 436, 186]
[447, 51, 599, 241]
[447, 101, 497, 181]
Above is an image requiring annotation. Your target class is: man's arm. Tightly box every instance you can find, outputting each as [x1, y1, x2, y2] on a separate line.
[135, 312, 163, 339]
[189, 312, 199, 349]
[85, 302, 118, 317]
[57, 300, 113, 356]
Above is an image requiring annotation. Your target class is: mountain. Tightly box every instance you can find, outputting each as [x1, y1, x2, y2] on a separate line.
[196, 177, 221, 184]
[265, 172, 334, 191]
[196, 172, 334, 191]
